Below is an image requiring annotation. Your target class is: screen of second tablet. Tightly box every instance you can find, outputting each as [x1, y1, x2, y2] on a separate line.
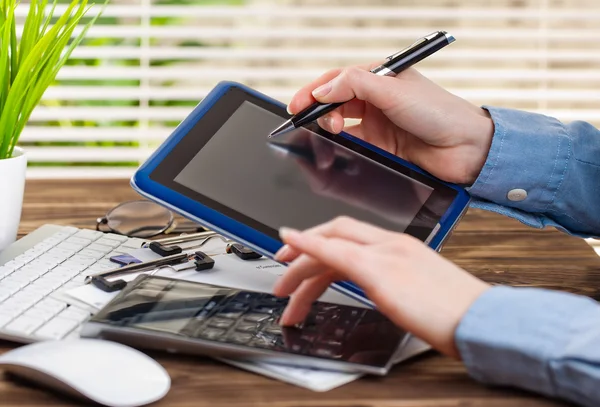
[174, 101, 436, 236]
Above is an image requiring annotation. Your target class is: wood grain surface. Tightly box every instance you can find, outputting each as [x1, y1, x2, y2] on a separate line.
[3, 179, 599, 407]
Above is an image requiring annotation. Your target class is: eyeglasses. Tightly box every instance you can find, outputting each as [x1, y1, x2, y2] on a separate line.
[96, 200, 205, 238]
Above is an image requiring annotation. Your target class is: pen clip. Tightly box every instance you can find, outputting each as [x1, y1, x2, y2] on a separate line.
[386, 31, 443, 60]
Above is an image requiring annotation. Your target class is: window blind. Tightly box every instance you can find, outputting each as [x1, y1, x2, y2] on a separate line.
[15, 0, 600, 178]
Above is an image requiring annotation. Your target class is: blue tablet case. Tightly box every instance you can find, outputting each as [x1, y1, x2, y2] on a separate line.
[131, 81, 471, 305]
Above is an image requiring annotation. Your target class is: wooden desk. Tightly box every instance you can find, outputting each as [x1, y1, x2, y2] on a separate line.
[4, 179, 600, 407]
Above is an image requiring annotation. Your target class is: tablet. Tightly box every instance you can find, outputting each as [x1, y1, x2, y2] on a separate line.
[82, 274, 410, 375]
[131, 81, 471, 304]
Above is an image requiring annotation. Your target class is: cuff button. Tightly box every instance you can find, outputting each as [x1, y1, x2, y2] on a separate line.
[507, 188, 528, 202]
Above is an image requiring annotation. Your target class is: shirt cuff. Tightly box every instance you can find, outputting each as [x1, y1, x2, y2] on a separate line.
[468, 106, 571, 214]
[455, 285, 598, 397]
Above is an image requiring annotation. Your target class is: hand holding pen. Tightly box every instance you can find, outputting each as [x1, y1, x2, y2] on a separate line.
[279, 31, 494, 186]
[270, 31, 455, 137]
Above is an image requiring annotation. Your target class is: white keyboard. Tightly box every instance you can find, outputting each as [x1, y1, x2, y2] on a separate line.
[0, 224, 145, 343]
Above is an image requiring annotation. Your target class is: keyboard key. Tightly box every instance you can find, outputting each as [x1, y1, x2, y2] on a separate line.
[104, 233, 130, 243]
[43, 236, 69, 247]
[3, 275, 31, 289]
[56, 242, 86, 252]
[253, 332, 278, 348]
[105, 250, 128, 259]
[26, 259, 61, 272]
[18, 287, 46, 303]
[0, 289, 12, 303]
[252, 304, 277, 314]
[35, 275, 66, 291]
[34, 317, 79, 340]
[70, 275, 87, 285]
[26, 282, 54, 298]
[95, 238, 122, 248]
[86, 243, 113, 255]
[0, 314, 15, 329]
[49, 267, 80, 284]
[28, 306, 61, 321]
[13, 254, 37, 264]
[0, 282, 24, 297]
[68, 255, 97, 267]
[2, 300, 32, 315]
[23, 248, 46, 258]
[0, 266, 15, 279]
[208, 317, 234, 329]
[228, 332, 252, 344]
[73, 230, 104, 240]
[65, 237, 93, 246]
[33, 242, 58, 252]
[4, 316, 45, 336]
[35, 298, 68, 316]
[2, 261, 23, 272]
[77, 249, 105, 260]
[11, 291, 41, 308]
[233, 292, 263, 303]
[61, 281, 83, 291]
[46, 247, 76, 258]
[244, 313, 271, 323]
[59, 261, 88, 273]
[17, 265, 51, 281]
[59, 307, 91, 323]
[263, 324, 283, 335]
[198, 327, 226, 340]
[118, 238, 145, 249]
[38, 252, 70, 264]
[55, 226, 79, 236]
[235, 321, 260, 333]
[52, 264, 81, 276]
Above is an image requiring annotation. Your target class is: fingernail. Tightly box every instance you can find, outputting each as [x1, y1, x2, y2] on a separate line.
[279, 309, 292, 326]
[274, 245, 289, 260]
[312, 82, 332, 98]
[322, 116, 335, 133]
[286, 105, 293, 115]
[279, 226, 299, 241]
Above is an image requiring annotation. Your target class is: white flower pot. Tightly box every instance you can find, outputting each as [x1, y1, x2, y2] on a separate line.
[0, 147, 27, 252]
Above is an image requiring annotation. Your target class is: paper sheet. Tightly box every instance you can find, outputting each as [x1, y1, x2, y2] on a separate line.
[64, 243, 430, 391]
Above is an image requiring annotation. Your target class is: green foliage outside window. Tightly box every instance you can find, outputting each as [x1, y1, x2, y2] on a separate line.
[28, 0, 244, 168]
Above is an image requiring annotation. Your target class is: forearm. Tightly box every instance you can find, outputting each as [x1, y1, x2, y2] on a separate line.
[456, 286, 600, 407]
[468, 107, 600, 237]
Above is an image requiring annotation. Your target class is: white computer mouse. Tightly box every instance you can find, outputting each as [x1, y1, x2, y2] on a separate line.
[0, 339, 171, 407]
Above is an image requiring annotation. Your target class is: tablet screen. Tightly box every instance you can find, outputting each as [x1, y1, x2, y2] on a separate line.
[150, 87, 458, 241]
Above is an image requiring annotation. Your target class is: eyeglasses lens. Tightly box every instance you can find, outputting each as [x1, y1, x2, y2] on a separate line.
[105, 201, 173, 238]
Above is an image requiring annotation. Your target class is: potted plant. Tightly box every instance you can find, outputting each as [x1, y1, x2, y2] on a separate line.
[0, 0, 101, 251]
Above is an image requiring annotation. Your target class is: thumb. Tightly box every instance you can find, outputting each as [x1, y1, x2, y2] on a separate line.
[311, 67, 400, 112]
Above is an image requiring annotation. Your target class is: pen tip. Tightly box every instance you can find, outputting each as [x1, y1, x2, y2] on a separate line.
[270, 120, 295, 138]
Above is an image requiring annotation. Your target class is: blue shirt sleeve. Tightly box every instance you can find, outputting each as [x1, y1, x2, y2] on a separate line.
[467, 106, 600, 238]
[454, 108, 600, 406]
[456, 286, 600, 407]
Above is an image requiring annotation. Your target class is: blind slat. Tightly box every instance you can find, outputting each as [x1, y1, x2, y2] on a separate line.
[17, 25, 600, 41]
[70, 46, 600, 62]
[28, 106, 600, 122]
[54, 67, 600, 81]
[42, 86, 600, 103]
[16, 5, 600, 19]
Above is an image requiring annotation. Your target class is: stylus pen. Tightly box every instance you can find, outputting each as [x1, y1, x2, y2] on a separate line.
[269, 31, 455, 138]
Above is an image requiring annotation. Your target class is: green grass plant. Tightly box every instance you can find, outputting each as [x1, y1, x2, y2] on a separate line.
[0, 0, 102, 159]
